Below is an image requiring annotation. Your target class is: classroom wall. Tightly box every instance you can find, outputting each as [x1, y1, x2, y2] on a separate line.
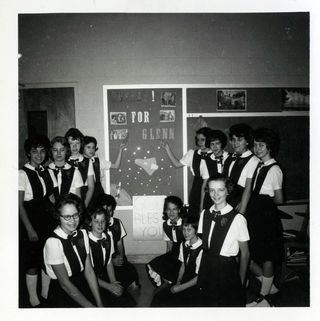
[18, 13, 309, 256]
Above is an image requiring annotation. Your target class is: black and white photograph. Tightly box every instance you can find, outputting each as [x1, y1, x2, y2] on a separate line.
[161, 91, 176, 107]
[217, 89, 247, 111]
[1, 1, 319, 320]
[110, 112, 127, 125]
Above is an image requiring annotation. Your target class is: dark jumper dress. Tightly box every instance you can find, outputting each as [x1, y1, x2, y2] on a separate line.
[46, 230, 95, 308]
[88, 232, 136, 307]
[246, 163, 284, 265]
[147, 221, 184, 286]
[223, 153, 254, 209]
[49, 165, 76, 199]
[20, 166, 55, 270]
[151, 241, 203, 307]
[108, 218, 139, 289]
[197, 208, 245, 307]
[188, 150, 213, 218]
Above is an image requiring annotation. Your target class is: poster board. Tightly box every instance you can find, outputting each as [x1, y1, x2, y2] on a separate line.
[105, 86, 184, 206]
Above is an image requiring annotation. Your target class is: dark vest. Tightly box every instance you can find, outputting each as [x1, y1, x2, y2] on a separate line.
[223, 153, 254, 185]
[108, 218, 122, 257]
[201, 208, 237, 255]
[252, 163, 279, 195]
[92, 158, 101, 183]
[89, 233, 112, 277]
[181, 242, 203, 283]
[192, 150, 213, 177]
[68, 157, 90, 183]
[22, 166, 54, 200]
[50, 230, 87, 276]
[49, 166, 76, 199]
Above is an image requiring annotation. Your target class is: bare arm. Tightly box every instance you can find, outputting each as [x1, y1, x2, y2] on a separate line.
[110, 140, 127, 169]
[238, 241, 250, 285]
[52, 263, 95, 307]
[84, 175, 95, 208]
[176, 261, 185, 284]
[160, 141, 183, 168]
[112, 239, 125, 266]
[237, 178, 252, 215]
[171, 275, 198, 293]
[273, 189, 284, 205]
[19, 191, 38, 242]
[83, 255, 103, 307]
[199, 178, 208, 213]
[75, 187, 81, 198]
[97, 263, 123, 297]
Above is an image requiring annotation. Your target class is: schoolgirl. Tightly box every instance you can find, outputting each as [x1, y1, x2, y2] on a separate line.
[19, 135, 57, 307]
[197, 174, 250, 307]
[97, 194, 140, 290]
[151, 216, 203, 307]
[147, 195, 186, 287]
[82, 135, 127, 211]
[246, 128, 284, 307]
[223, 123, 259, 215]
[83, 207, 136, 306]
[64, 128, 95, 208]
[202, 129, 230, 210]
[160, 127, 213, 218]
[43, 193, 103, 307]
[47, 136, 83, 199]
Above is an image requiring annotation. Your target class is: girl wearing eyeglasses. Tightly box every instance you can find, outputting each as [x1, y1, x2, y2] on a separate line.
[43, 194, 103, 307]
[160, 127, 212, 218]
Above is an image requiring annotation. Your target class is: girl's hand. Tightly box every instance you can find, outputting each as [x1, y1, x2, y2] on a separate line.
[235, 203, 241, 213]
[27, 227, 39, 242]
[170, 284, 182, 294]
[119, 140, 128, 150]
[109, 282, 123, 297]
[159, 140, 168, 150]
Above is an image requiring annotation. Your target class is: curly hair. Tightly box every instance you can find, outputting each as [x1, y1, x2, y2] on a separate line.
[24, 134, 50, 162]
[229, 123, 254, 149]
[49, 136, 70, 160]
[207, 129, 228, 149]
[53, 193, 85, 222]
[195, 127, 212, 148]
[207, 173, 235, 195]
[253, 127, 280, 157]
[162, 195, 186, 220]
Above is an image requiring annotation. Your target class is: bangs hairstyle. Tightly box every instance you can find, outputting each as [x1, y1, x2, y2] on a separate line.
[96, 194, 117, 211]
[53, 193, 85, 222]
[84, 136, 98, 150]
[64, 128, 85, 152]
[82, 207, 110, 231]
[208, 129, 228, 149]
[229, 123, 253, 149]
[50, 136, 70, 160]
[195, 127, 212, 148]
[253, 127, 280, 157]
[182, 216, 199, 231]
[207, 173, 235, 195]
[162, 195, 186, 220]
[24, 134, 50, 162]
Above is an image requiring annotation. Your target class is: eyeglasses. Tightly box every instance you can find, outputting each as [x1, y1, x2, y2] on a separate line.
[60, 213, 80, 221]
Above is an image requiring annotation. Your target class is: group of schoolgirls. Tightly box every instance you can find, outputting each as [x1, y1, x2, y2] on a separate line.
[19, 128, 139, 308]
[149, 123, 284, 307]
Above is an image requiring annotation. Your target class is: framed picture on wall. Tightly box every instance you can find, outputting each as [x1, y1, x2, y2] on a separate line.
[282, 88, 309, 111]
[217, 89, 247, 111]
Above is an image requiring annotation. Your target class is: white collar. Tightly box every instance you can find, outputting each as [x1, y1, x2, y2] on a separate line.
[167, 217, 182, 226]
[54, 226, 76, 239]
[239, 150, 252, 158]
[24, 163, 44, 171]
[109, 217, 114, 226]
[88, 231, 107, 242]
[209, 203, 233, 216]
[69, 154, 84, 162]
[48, 162, 71, 169]
[262, 158, 276, 166]
[185, 238, 202, 249]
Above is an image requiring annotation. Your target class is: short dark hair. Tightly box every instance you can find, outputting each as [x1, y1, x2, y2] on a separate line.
[64, 128, 84, 152]
[208, 129, 228, 149]
[253, 127, 280, 157]
[229, 123, 253, 149]
[53, 193, 85, 222]
[195, 127, 212, 148]
[83, 136, 98, 150]
[82, 207, 111, 231]
[182, 216, 199, 231]
[207, 173, 235, 195]
[96, 194, 117, 211]
[24, 134, 50, 162]
[50, 136, 70, 160]
[162, 195, 185, 220]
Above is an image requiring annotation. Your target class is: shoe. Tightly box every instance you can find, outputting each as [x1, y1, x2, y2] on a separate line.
[246, 294, 273, 307]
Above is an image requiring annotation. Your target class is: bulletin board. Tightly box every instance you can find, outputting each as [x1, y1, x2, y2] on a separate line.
[187, 115, 309, 201]
[105, 87, 184, 206]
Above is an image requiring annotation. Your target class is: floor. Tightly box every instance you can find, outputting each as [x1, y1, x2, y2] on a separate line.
[19, 263, 309, 308]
